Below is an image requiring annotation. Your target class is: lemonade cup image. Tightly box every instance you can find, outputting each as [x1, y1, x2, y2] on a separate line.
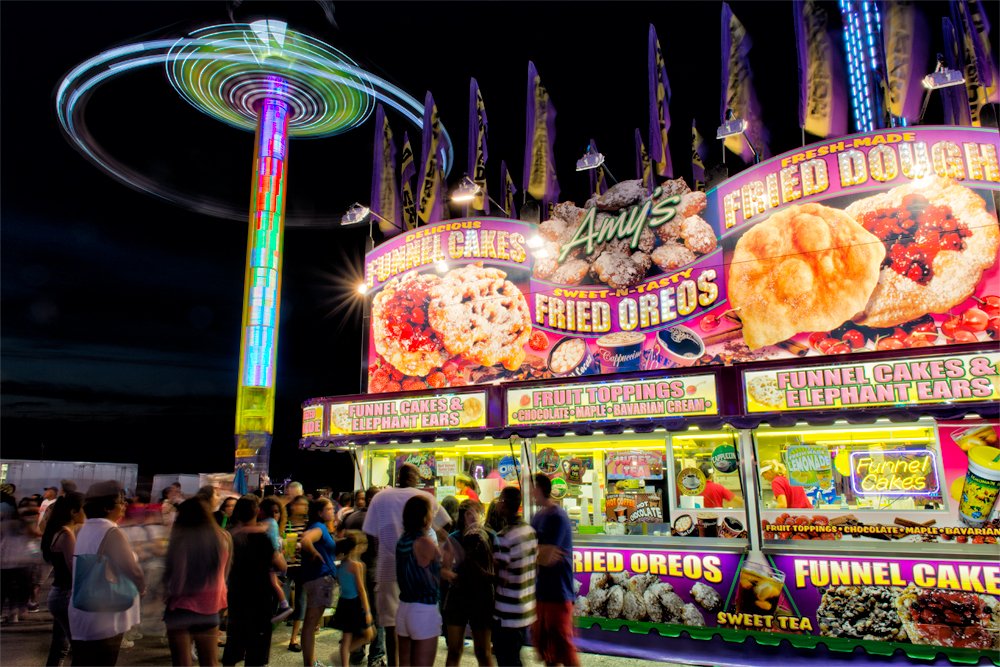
[958, 445, 1000, 528]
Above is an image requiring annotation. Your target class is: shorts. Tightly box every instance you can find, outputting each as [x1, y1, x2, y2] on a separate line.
[164, 608, 220, 632]
[375, 580, 400, 628]
[304, 575, 336, 609]
[532, 600, 577, 666]
[395, 601, 441, 641]
[443, 585, 494, 631]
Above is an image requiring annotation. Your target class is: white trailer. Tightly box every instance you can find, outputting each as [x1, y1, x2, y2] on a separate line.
[0, 459, 138, 498]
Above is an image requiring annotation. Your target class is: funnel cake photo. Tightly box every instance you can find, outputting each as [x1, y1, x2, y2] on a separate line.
[846, 176, 1000, 328]
[371, 272, 449, 377]
[728, 203, 885, 350]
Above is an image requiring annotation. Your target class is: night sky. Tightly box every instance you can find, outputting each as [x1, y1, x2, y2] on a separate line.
[0, 1, 971, 491]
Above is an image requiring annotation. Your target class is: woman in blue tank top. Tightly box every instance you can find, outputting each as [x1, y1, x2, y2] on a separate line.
[300, 498, 338, 667]
[395, 494, 453, 667]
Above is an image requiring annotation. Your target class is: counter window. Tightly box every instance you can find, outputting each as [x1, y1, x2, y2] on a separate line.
[753, 421, 945, 513]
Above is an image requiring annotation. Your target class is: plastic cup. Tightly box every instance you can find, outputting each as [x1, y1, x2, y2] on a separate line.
[958, 445, 1000, 528]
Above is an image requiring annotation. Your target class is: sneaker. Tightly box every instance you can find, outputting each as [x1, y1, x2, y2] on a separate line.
[271, 605, 294, 623]
[26, 602, 40, 613]
[313, 661, 327, 667]
[125, 629, 143, 641]
[120, 639, 135, 649]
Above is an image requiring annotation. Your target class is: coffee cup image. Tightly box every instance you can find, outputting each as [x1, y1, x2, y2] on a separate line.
[656, 325, 705, 367]
[594, 331, 646, 374]
[681, 473, 702, 491]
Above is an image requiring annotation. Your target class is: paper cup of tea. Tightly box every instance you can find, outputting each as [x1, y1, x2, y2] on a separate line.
[656, 325, 705, 367]
[547, 337, 598, 377]
[594, 331, 646, 374]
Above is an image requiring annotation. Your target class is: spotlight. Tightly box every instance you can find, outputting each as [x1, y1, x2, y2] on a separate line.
[575, 144, 605, 171]
[436, 260, 449, 273]
[341, 202, 371, 226]
[527, 234, 544, 249]
[451, 175, 481, 203]
[922, 55, 965, 90]
[356, 283, 369, 295]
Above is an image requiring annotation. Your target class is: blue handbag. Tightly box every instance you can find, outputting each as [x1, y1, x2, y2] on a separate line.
[72, 551, 138, 612]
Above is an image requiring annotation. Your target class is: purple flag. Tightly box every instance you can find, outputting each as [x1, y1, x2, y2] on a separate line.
[370, 105, 401, 237]
[635, 128, 652, 194]
[794, 0, 849, 136]
[943, 17, 973, 125]
[468, 78, 489, 213]
[500, 160, 517, 218]
[969, 0, 998, 98]
[587, 138, 608, 197]
[428, 146, 446, 223]
[523, 61, 560, 206]
[721, 3, 770, 161]
[880, 1, 931, 124]
[417, 91, 442, 225]
[953, 0, 992, 124]
[399, 131, 417, 230]
[648, 24, 673, 178]
[691, 121, 708, 190]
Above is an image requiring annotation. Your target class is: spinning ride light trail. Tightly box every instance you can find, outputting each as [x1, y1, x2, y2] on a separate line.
[56, 20, 453, 474]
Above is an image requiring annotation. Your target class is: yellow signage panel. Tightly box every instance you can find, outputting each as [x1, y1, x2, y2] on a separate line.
[325, 392, 487, 436]
[743, 352, 999, 412]
[506, 375, 719, 427]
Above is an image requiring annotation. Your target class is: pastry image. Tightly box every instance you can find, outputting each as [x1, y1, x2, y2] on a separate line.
[817, 586, 907, 642]
[846, 177, 1000, 327]
[372, 273, 449, 376]
[690, 582, 721, 612]
[747, 375, 785, 409]
[728, 203, 885, 350]
[460, 396, 483, 425]
[895, 586, 1000, 649]
[330, 405, 351, 432]
[428, 264, 532, 371]
[595, 179, 648, 211]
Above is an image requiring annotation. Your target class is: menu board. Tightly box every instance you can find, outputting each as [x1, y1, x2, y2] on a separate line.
[743, 352, 999, 412]
[324, 391, 487, 436]
[363, 127, 999, 394]
[506, 375, 718, 426]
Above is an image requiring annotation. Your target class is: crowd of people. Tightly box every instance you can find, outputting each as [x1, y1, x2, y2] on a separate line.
[0, 469, 581, 667]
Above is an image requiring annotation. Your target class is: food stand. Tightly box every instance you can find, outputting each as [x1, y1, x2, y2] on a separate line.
[303, 126, 1000, 664]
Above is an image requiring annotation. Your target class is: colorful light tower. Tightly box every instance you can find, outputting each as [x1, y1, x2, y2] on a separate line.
[56, 19, 453, 476]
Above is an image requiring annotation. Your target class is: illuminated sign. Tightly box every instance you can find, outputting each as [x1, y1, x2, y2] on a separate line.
[743, 352, 999, 413]
[506, 374, 718, 427]
[302, 405, 323, 437]
[325, 391, 487, 436]
[849, 450, 940, 496]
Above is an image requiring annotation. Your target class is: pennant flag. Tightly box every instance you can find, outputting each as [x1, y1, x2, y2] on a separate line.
[721, 3, 770, 161]
[691, 121, 708, 191]
[500, 159, 517, 219]
[468, 78, 490, 212]
[370, 105, 401, 236]
[953, 0, 993, 125]
[587, 138, 608, 197]
[429, 146, 446, 223]
[634, 128, 653, 194]
[966, 0, 999, 102]
[399, 131, 417, 230]
[793, 0, 849, 136]
[942, 17, 973, 125]
[648, 24, 673, 178]
[523, 61, 560, 207]
[417, 91, 443, 225]
[880, 1, 930, 124]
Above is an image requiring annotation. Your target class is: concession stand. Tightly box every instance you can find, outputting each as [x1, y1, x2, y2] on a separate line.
[303, 126, 1000, 664]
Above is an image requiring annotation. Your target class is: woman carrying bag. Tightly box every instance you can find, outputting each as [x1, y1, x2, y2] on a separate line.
[69, 481, 146, 667]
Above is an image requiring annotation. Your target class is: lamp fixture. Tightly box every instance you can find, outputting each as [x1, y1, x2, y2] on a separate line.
[575, 144, 605, 172]
[451, 175, 481, 203]
[716, 109, 759, 164]
[340, 202, 396, 229]
[922, 55, 965, 90]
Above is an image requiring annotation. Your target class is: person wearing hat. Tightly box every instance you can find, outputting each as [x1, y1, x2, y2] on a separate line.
[69, 480, 146, 666]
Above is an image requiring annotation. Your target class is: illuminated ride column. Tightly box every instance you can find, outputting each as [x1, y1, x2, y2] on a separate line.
[235, 76, 290, 473]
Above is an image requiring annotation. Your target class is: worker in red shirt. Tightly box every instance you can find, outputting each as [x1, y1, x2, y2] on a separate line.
[761, 461, 813, 509]
[700, 464, 743, 509]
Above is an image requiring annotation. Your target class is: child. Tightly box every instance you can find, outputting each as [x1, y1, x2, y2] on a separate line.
[330, 530, 374, 667]
[259, 496, 293, 622]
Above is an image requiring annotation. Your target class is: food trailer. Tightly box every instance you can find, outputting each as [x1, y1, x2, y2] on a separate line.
[303, 126, 1000, 663]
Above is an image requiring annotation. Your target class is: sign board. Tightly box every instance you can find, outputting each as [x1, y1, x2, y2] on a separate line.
[325, 391, 487, 436]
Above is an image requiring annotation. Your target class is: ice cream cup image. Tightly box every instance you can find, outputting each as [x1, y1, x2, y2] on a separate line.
[958, 445, 1000, 528]
[656, 325, 705, 367]
[546, 337, 599, 377]
[673, 514, 696, 536]
[594, 331, 646, 374]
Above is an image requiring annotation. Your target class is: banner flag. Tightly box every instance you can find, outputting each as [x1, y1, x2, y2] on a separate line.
[967, 0, 999, 102]
[943, 17, 974, 126]
[500, 159, 517, 219]
[417, 91, 443, 225]
[793, 0, 850, 136]
[523, 61, 560, 206]
[400, 131, 417, 230]
[691, 120, 708, 191]
[648, 24, 673, 177]
[429, 146, 446, 224]
[953, 0, 993, 124]
[721, 3, 770, 161]
[468, 78, 490, 212]
[880, 1, 930, 123]
[370, 104, 401, 236]
[634, 128, 652, 194]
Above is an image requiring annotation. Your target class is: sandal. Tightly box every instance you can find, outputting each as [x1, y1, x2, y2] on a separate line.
[288, 642, 302, 652]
